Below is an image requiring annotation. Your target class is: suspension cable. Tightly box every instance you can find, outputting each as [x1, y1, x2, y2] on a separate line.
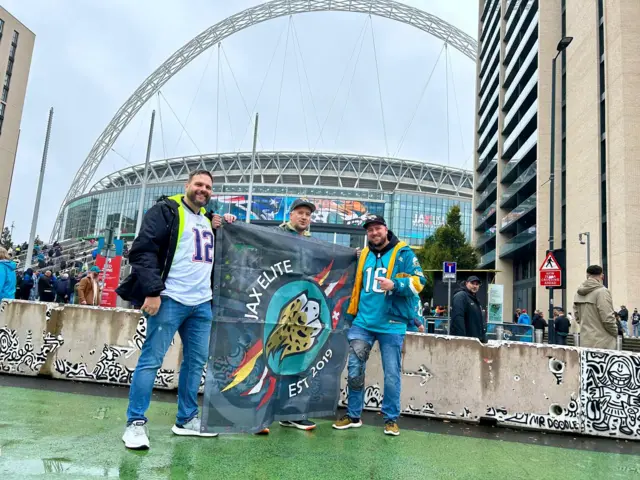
[157, 92, 167, 160]
[291, 19, 311, 151]
[369, 15, 390, 158]
[311, 15, 370, 152]
[445, 43, 450, 166]
[219, 56, 236, 150]
[220, 44, 264, 151]
[273, 17, 292, 150]
[290, 17, 324, 148]
[158, 91, 201, 154]
[216, 43, 221, 153]
[332, 18, 368, 149]
[238, 19, 290, 150]
[393, 41, 447, 158]
[447, 47, 468, 161]
[172, 46, 215, 155]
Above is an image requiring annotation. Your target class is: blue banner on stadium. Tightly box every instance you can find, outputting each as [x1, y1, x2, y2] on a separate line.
[202, 222, 355, 434]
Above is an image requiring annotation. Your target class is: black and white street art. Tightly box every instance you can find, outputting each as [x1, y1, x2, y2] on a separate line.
[0, 303, 64, 374]
[581, 350, 640, 438]
[54, 315, 176, 388]
[339, 380, 383, 411]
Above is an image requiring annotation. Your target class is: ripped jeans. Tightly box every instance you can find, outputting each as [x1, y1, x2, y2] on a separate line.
[346, 325, 405, 423]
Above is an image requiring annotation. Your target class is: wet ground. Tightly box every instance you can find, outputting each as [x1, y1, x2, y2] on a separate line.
[1, 375, 639, 479]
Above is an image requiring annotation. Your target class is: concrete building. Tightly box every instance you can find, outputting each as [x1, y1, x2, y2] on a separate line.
[0, 7, 34, 229]
[474, 0, 640, 319]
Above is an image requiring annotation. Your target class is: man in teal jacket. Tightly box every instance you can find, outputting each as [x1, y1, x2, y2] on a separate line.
[332, 214, 425, 436]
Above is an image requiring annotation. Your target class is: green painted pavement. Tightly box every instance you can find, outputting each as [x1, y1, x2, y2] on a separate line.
[0, 386, 638, 479]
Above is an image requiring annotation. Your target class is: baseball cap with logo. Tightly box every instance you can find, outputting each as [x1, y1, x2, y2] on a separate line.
[361, 214, 387, 229]
[289, 198, 316, 213]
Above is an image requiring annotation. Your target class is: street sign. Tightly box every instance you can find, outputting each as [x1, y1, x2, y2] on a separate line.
[443, 261, 457, 282]
[539, 251, 562, 288]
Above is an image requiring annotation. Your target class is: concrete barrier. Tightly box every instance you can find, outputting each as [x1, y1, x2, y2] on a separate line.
[1, 300, 638, 439]
[50, 304, 182, 390]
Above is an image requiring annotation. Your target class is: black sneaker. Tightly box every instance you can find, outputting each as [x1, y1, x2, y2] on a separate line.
[279, 419, 316, 431]
[332, 415, 362, 430]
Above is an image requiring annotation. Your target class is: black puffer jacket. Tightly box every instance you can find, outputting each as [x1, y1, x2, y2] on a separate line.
[450, 285, 486, 342]
[116, 195, 216, 305]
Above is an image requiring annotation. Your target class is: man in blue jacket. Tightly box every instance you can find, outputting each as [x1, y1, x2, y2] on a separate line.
[332, 215, 425, 436]
[116, 170, 236, 450]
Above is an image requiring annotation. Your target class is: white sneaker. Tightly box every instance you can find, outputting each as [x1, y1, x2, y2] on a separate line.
[122, 421, 150, 450]
[171, 417, 218, 437]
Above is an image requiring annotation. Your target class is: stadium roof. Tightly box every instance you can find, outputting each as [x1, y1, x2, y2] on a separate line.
[88, 151, 473, 199]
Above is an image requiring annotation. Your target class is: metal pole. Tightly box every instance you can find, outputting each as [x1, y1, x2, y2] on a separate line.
[117, 186, 128, 240]
[25, 108, 54, 271]
[548, 55, 558, 345]
[135, 110, 156, 236]
[586, 232, 591, 267]
[447, 279, 452, 334]
[246, 112, 259, 224]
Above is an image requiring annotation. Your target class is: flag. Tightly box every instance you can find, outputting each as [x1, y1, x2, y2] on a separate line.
[201, 222, 355, 433]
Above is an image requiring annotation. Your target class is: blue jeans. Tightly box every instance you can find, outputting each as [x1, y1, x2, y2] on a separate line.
[126, 296, 213, 425]
[633, 323, 639, 337]
[346, 325, 404, 423]
[621, 321, 629, 336]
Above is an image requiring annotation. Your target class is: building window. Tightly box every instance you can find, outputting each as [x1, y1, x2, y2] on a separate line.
[0, 19, 4, 40]
[1, 86, 7, 102]
[11, 30, 18, 46]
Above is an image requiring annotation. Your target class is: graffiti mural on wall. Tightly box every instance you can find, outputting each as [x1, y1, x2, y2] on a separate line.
[485, 398, 581, 432]
[581, 351, 640, 437]
[0, 302, 64, 374]
[339, 378, 383, 411]
[54, 315, 175, 388]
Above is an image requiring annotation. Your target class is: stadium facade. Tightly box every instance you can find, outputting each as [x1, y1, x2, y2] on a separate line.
[61, 151, 473, 248]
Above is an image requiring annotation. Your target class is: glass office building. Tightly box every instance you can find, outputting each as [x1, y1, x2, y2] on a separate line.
[62, 152, 473, 247]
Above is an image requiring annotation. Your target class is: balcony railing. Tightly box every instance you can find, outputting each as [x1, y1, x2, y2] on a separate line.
[477, 159, 497, 188]
[502, 129, 537, 179]
[503, 101, 537, 155]
[500, 163, 537, 205]
[476, 180, 497, 209]
[503, 72, 538, 132]
[505, 13, 539, 84]
[479, 90, 499, 129]
[476, 225, 497, 247]
[480, 249, 496, 266]
[476, 202, 496, 228]
[505, 7, 537, 63]
[500, 193, 536, 230]
[500, 226, 537, 257]
[504, 41, 539, 106]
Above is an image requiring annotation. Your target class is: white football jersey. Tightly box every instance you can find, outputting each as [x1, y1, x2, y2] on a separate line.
[162, 204, 214, 306]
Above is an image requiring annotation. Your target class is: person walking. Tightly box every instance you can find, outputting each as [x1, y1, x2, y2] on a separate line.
[532, 310, 548, 340]
[618, 306, 629, 336]
[38, 270, 55, 302]
[573, 265, 617, 349]
[332, 214, 425, 436]
[553, 307, 570, 345]
[631, 308, 640, 338]
[19, 268, 34, 300]
[116, 170, 236, 450]
[77, 266, 103, 306]
[55, 272, 71, 304]
[0, 247, 17, 300]
[450, 276, 486, 342]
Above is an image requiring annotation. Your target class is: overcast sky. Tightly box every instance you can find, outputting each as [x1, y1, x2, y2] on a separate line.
[4, 0, 478, 242]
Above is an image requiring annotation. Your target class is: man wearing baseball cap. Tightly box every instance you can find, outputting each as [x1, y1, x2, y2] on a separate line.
[278, 198, 316, 236]
[450, 275, 486, 342]
[77, 266, 102, 306]
[333, 214, 425, 436]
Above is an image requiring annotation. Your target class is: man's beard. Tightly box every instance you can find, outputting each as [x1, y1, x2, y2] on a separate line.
[187, 190, 210, 208]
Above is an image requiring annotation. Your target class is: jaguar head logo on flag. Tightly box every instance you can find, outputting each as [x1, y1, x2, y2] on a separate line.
[264, 281, 331, 375]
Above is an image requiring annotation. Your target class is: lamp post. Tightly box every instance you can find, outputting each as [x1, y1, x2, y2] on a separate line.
[579, 232, 591, 270]
[548, 36, 573, 345]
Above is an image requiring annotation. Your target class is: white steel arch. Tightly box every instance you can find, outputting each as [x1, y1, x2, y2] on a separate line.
[52, 0, 478, 240]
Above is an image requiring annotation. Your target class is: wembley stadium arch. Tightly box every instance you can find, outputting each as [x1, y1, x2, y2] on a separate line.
[61, 151, 474, 248]
[51, 0, 477, 241]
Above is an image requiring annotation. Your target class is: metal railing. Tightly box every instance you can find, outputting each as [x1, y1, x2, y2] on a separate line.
[487, 323, 534, 342]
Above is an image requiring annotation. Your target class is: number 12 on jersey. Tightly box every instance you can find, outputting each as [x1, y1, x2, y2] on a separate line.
[192, 228, 214, 263]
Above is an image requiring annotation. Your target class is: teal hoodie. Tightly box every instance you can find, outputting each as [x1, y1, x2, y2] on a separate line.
[0, 260, 17, 300]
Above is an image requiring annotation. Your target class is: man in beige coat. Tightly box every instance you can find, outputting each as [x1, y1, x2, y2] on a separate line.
[573, 265, 617, 350]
